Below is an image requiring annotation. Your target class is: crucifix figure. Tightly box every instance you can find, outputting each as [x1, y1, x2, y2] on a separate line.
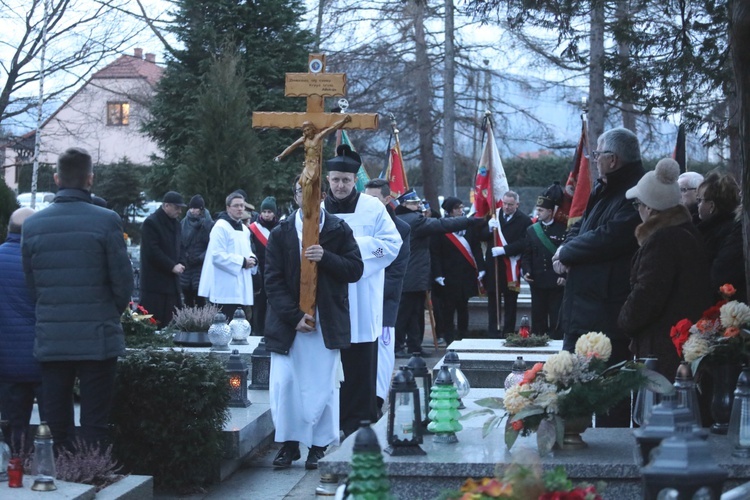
[253, 54, 378, 323]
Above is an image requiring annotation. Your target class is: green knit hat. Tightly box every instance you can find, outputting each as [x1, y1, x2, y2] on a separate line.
[260, 196, 277, 212]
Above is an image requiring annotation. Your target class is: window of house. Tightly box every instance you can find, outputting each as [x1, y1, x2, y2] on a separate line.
[107, 102, 130, 126]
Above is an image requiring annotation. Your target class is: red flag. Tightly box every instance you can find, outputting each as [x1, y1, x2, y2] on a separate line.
[672, 123, 686, 173]
[556, 121, 591, 228]
[472, 118, 509, 218]
[387, 143, 408, 199]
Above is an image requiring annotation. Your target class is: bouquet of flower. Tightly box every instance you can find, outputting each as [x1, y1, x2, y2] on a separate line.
[670, 284, 750, 372]
[468, 332, 672, 455]
[121, 302, 173, 348]
[443, 462, 602, 500]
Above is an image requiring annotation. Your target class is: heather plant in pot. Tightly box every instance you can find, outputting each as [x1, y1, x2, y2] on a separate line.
[171, 304, 221, 347]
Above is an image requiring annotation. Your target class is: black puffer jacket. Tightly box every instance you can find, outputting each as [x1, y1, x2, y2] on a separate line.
[263, 211, 364, 354]
[180, 210, 213, 290]
[558, 162, 645, 350]
[395, 206, 476, 293]
[22, 189, 133, 361]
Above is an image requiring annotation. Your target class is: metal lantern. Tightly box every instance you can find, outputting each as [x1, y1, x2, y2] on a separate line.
[407, 353, 432, 429]
[229, 308, 251, 345]
[504, 356, 527, 389]
[641, 422, 727, 499]
[250, 337, 271, 390]
[443, 349, 470, 409]
[633, 356, 660, 426]
[208, 312, 231, 351]
[225, 350, 251, 408]
[728, 367, 750, 458]
[31, 423, 56, 491]
[385, 367, 425, 456]
[674, 361, 702, 431]
[632, 393, 707, 466]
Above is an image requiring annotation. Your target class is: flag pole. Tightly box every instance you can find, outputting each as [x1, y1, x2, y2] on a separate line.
[483, 111, 502, 333]
[390, 115, 408, 191]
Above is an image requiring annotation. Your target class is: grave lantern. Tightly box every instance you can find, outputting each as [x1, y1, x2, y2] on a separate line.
[633, 393, 706, 466]
[674, 362, 702, 431]
[407, 353, 432, 429]
[443, 349, 470, 409]
[633, 356, 659, 426]
[31, 423, 56, 491]
[208, 312, 231, 351]
[250, 338, 271, 390]
[385, 367, 425, 456]
[641, 422, 726, 499]
[229, 308, 251, 345]
[225, 350, 251, 408]
[728, 367, 750, 458]
[518, 315, 530, 337]
[504, 356, 527, 389]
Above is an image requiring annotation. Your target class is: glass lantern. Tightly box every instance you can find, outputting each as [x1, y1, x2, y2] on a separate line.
[229, 308, 251, 345]
[407, 353, 432, 429]
[443, 350, 470, 409]
[385, 367, 425, 456]
[728, 367, 750, 458]
[504, 356, 527, 389]
[249, 337, 271, 390]
[633, 356, 660, 426]
[208, 312, 231, 351]
[31, 423, 56, 491]
[225, 349, 251, 408]
[519, 315, 530, 338]
[674, 361, 702, 431]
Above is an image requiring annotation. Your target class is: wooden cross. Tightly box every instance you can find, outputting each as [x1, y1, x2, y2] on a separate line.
[252, 54, 379, 324]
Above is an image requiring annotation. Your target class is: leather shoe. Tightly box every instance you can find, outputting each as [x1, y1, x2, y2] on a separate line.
[305, 445, 327, 470]
[272, 442, 300, 468]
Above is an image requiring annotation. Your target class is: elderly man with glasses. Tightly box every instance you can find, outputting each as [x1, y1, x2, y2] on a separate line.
[551, 127, 645, 427]
[677, 171, 704, 224]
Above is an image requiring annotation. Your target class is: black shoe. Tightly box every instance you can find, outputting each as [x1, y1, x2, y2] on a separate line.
[272, 442, 300, 468]
[305, 445, 327, 470]
[395, 349, 410, 359]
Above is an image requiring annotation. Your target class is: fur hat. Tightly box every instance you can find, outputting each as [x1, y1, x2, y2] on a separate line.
[536, 195, 555, 210]
[325, 144, 362, 174]
[189, 195, 205, 209]
[260, 196, 277, 212]
[626, 158, 681, 211]
[441, 196, 463, 213]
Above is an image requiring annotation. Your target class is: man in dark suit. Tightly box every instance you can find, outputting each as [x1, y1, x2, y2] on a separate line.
[481, 190, 532, 337]
[432, 197, 485, 344]
[140, 191, 186, 326]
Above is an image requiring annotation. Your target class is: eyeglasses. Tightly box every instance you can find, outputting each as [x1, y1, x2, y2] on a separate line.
[680, 187, 697, 193]
[592, 150, 614, 160]
[632, 200, 642, 208]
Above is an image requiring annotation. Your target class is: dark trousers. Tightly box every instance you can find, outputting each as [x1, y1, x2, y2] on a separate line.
[0, 381, 43, 453]
[218, 303, 245, 321]
[487, 289, 518, 337]
[41, 358, 118, 452]
[441, 294, 469, 344]
[340, 341, 378, 437]
[140, 291, 181, 327]
[252, 289, 268, 336]
[530, 286, 564, 339]
[182, 286, 206, 308]
[395, 291, 426, 353]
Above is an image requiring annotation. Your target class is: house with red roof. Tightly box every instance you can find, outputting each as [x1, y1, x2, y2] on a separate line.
[3, 48, 163, 191]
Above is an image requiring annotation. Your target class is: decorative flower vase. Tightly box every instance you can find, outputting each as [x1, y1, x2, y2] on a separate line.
[710, 363, 743, 434]
[559, 416, 591, 450]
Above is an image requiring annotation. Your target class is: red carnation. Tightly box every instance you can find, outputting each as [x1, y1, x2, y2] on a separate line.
[670, 319, 692, 358]
[702, 300, 726, 321]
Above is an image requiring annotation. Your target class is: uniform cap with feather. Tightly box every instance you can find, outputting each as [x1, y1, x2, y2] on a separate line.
[626, 158, 681, 210]
[325, 144, 362, 174]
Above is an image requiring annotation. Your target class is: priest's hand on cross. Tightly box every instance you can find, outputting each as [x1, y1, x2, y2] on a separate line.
[296, 313, 315, 332]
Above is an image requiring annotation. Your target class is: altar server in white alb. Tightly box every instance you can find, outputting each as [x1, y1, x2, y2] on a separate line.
[264, 177, 364, 470]
[322, 145, 403, 437]
[198, 191, 258, 319]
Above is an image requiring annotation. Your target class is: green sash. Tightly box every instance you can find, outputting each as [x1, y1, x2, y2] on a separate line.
[532, 222, 558, 255]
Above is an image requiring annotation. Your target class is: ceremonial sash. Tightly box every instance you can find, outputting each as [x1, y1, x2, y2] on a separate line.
[248, 222, 269, 247]
[531, 222, 558, 255]
[445, 233, 477, 269]
[494, 223, 521, 292]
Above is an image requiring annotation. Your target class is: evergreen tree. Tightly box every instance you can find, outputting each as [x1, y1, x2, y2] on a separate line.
[144, 0, 314, 206]
[94, 159, 146, 220]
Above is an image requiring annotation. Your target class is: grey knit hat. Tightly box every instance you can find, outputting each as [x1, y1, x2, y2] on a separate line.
[626, 158, 681, 211]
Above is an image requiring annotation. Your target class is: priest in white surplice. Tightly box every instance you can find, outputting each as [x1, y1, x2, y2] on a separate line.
[264, 177, 363, 470]
[322, 145, 403, 437]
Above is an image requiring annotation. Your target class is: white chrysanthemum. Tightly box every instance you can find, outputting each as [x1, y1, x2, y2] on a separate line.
[575, 332, 613, 362]
[683, 335, 712, 363]
[720, 301, 750, 328]
[543, 351, 575, 385]
[503, 384, 532, 414]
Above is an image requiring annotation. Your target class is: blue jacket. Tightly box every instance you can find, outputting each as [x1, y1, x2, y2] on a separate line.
[0, 232, 41, 382]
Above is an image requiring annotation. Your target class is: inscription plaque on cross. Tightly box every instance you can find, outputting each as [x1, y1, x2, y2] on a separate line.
[252, 53, 379, 324]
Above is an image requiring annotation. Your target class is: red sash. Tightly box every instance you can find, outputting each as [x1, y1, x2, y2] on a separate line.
[445, 233, 477, 270]
[248, 222, 268, 247]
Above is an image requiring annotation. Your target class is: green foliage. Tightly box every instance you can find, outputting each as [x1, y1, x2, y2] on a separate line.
[93, 159, 146, 220]
[111, 350, 230, 492]
[144, 0, 314, 208]
[504, 333, 550, 347]
[120, 304, 174, 349]
[0, 177, 19, 244]
[16, 163, 56, 193]
[556, 363, 645, 419]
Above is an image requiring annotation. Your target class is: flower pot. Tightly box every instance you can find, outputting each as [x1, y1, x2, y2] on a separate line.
[559, 416, 591, 450]
[710, 363, 743, 434]
[172, 331, 211, 347]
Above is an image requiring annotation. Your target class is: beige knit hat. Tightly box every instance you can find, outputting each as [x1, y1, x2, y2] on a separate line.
[626, 158, 681, 211]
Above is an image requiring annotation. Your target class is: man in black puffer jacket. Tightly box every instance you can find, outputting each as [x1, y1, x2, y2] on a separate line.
[22, 147, 133, 451]
[180, 195, 213, 307]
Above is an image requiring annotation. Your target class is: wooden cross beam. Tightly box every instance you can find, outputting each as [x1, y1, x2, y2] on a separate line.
[252, 54, 379, 324]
